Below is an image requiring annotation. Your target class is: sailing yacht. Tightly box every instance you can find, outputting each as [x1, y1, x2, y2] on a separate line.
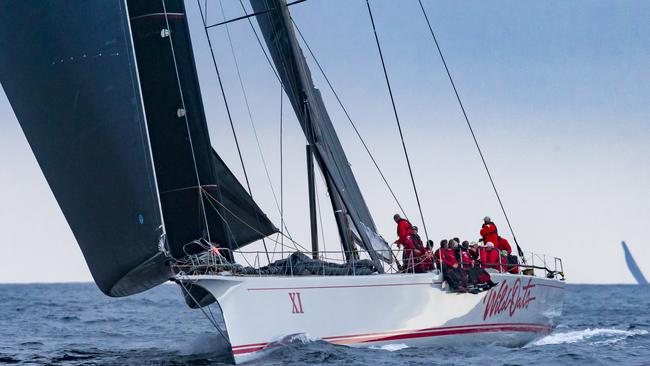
[0, 0, 565, 364]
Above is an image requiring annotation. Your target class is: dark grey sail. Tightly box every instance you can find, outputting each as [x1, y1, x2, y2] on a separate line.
[127, 0, 277, 258]
[0, 0, 277, 297]
[250, 0, 392, 262]
[0, 1, 169, 296]
[621, 241, 648, 285]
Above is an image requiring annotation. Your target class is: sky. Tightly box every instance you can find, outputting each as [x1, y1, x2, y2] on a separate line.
[0, 0, 648, 284]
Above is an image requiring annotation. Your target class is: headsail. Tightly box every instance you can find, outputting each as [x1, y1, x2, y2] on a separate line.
[621, 241, 648, 285]
[127, 0, 276, 258]
[0, 0, 277, 296]
[0, 1, 169, 296]
[250, 0, 392, 262]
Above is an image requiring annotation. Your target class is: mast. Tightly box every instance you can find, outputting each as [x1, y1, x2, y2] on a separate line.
[306, 144, 318, 259]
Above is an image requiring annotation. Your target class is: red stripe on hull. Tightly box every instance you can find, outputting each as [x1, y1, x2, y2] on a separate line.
[231, 323, 551, 355]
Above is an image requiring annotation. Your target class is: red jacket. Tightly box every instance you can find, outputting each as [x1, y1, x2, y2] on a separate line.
[397, 219, 412, 244]
[485, 247, 501, 270]
[400, 235, 417, 267]
[497, 236, 512, 254]
[441, 248, 458, 268]
[459, 250, 473, 269]
[480, 223, 499, 247]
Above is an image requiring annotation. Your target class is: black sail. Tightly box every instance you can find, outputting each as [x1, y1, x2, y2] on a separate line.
[250, 0, 392, 262]
[0, 0, 276, 297]
[127, 0, 276, 257]
[0, 1, 169, 296]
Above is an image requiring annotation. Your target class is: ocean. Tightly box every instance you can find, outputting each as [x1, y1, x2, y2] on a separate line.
[0, 283, 648, 365]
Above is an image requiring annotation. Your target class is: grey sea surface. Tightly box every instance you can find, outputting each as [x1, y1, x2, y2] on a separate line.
[0, 283, 648, 365]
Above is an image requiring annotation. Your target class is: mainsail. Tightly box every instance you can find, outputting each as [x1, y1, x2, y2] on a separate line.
[250, 0, 392, 262]
[0, 0, 276, 296]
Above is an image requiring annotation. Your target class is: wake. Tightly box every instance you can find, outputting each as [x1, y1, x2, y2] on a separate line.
[533, 328, 648, 346]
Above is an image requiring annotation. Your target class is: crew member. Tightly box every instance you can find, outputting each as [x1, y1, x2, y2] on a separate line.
[484, 242, 501, 270]
[393, 214, 412, 246]
[459, 241, 473, 269]
[497, 236, 512, 254]
[411, 226, 424, 250]
[480, 216, 499, 248]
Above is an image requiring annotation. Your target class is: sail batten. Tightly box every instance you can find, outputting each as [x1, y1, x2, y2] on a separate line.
[250, 0, 392, 263]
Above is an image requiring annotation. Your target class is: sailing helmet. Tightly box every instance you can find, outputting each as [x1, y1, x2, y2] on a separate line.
[484, 216, 491, 224]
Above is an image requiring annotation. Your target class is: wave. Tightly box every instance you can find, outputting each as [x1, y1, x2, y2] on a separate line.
[268, 333, 321, 347]
[533, 328, 648, 346]
[369, 344, 409, 352]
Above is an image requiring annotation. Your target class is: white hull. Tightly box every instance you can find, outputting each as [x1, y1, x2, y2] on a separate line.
[182, 272, 564, 363]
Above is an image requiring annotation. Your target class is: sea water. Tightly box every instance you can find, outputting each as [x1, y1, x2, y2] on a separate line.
[0, 283, 648, 365]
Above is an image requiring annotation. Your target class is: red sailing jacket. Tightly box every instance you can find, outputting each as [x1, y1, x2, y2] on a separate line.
[485, 248, 501, 270]
[460, 250, 473, 269]
[497, 236, 512, 254]
[480, 223, 499, 247]
[397, 219, 412, 244]
[441, 248, 458, 268]
[401, 235, 416, 263]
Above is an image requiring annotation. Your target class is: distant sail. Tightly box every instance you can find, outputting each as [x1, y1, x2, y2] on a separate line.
[250, 0, 392, 263]
[621, 241, 648, 285]
[127, 0, 277, 258]
[0, 1, 170, 296]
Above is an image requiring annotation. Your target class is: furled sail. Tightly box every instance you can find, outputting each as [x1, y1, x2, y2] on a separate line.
[250, 0, 392, 262]
[0, 1, 169, 296]
[127, 0, 277, 258]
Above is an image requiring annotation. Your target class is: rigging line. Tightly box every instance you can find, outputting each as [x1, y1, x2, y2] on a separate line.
[237, 0, 282, 84]
[176, 279, 231, 345]
[204, 0, 207, 23]
[201, 188, 297, 266]
[197, 1, 269, 257]
[201, 187, 310, 252]
[280, 84, 286, 258]
[417, 0, 525, 262]
[206, 0, 309, 29]
[160, 0, 212, 243]
[197, 1, 250, 193]
[199, 189, 255, 268]
[364, 0, 429, 242]
[291, 18, 407, 219]
[220, 0, 295, 243]
[217, 0, 276, 263]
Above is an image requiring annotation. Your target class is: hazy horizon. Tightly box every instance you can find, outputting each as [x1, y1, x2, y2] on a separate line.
[1, 0, 648, 285]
